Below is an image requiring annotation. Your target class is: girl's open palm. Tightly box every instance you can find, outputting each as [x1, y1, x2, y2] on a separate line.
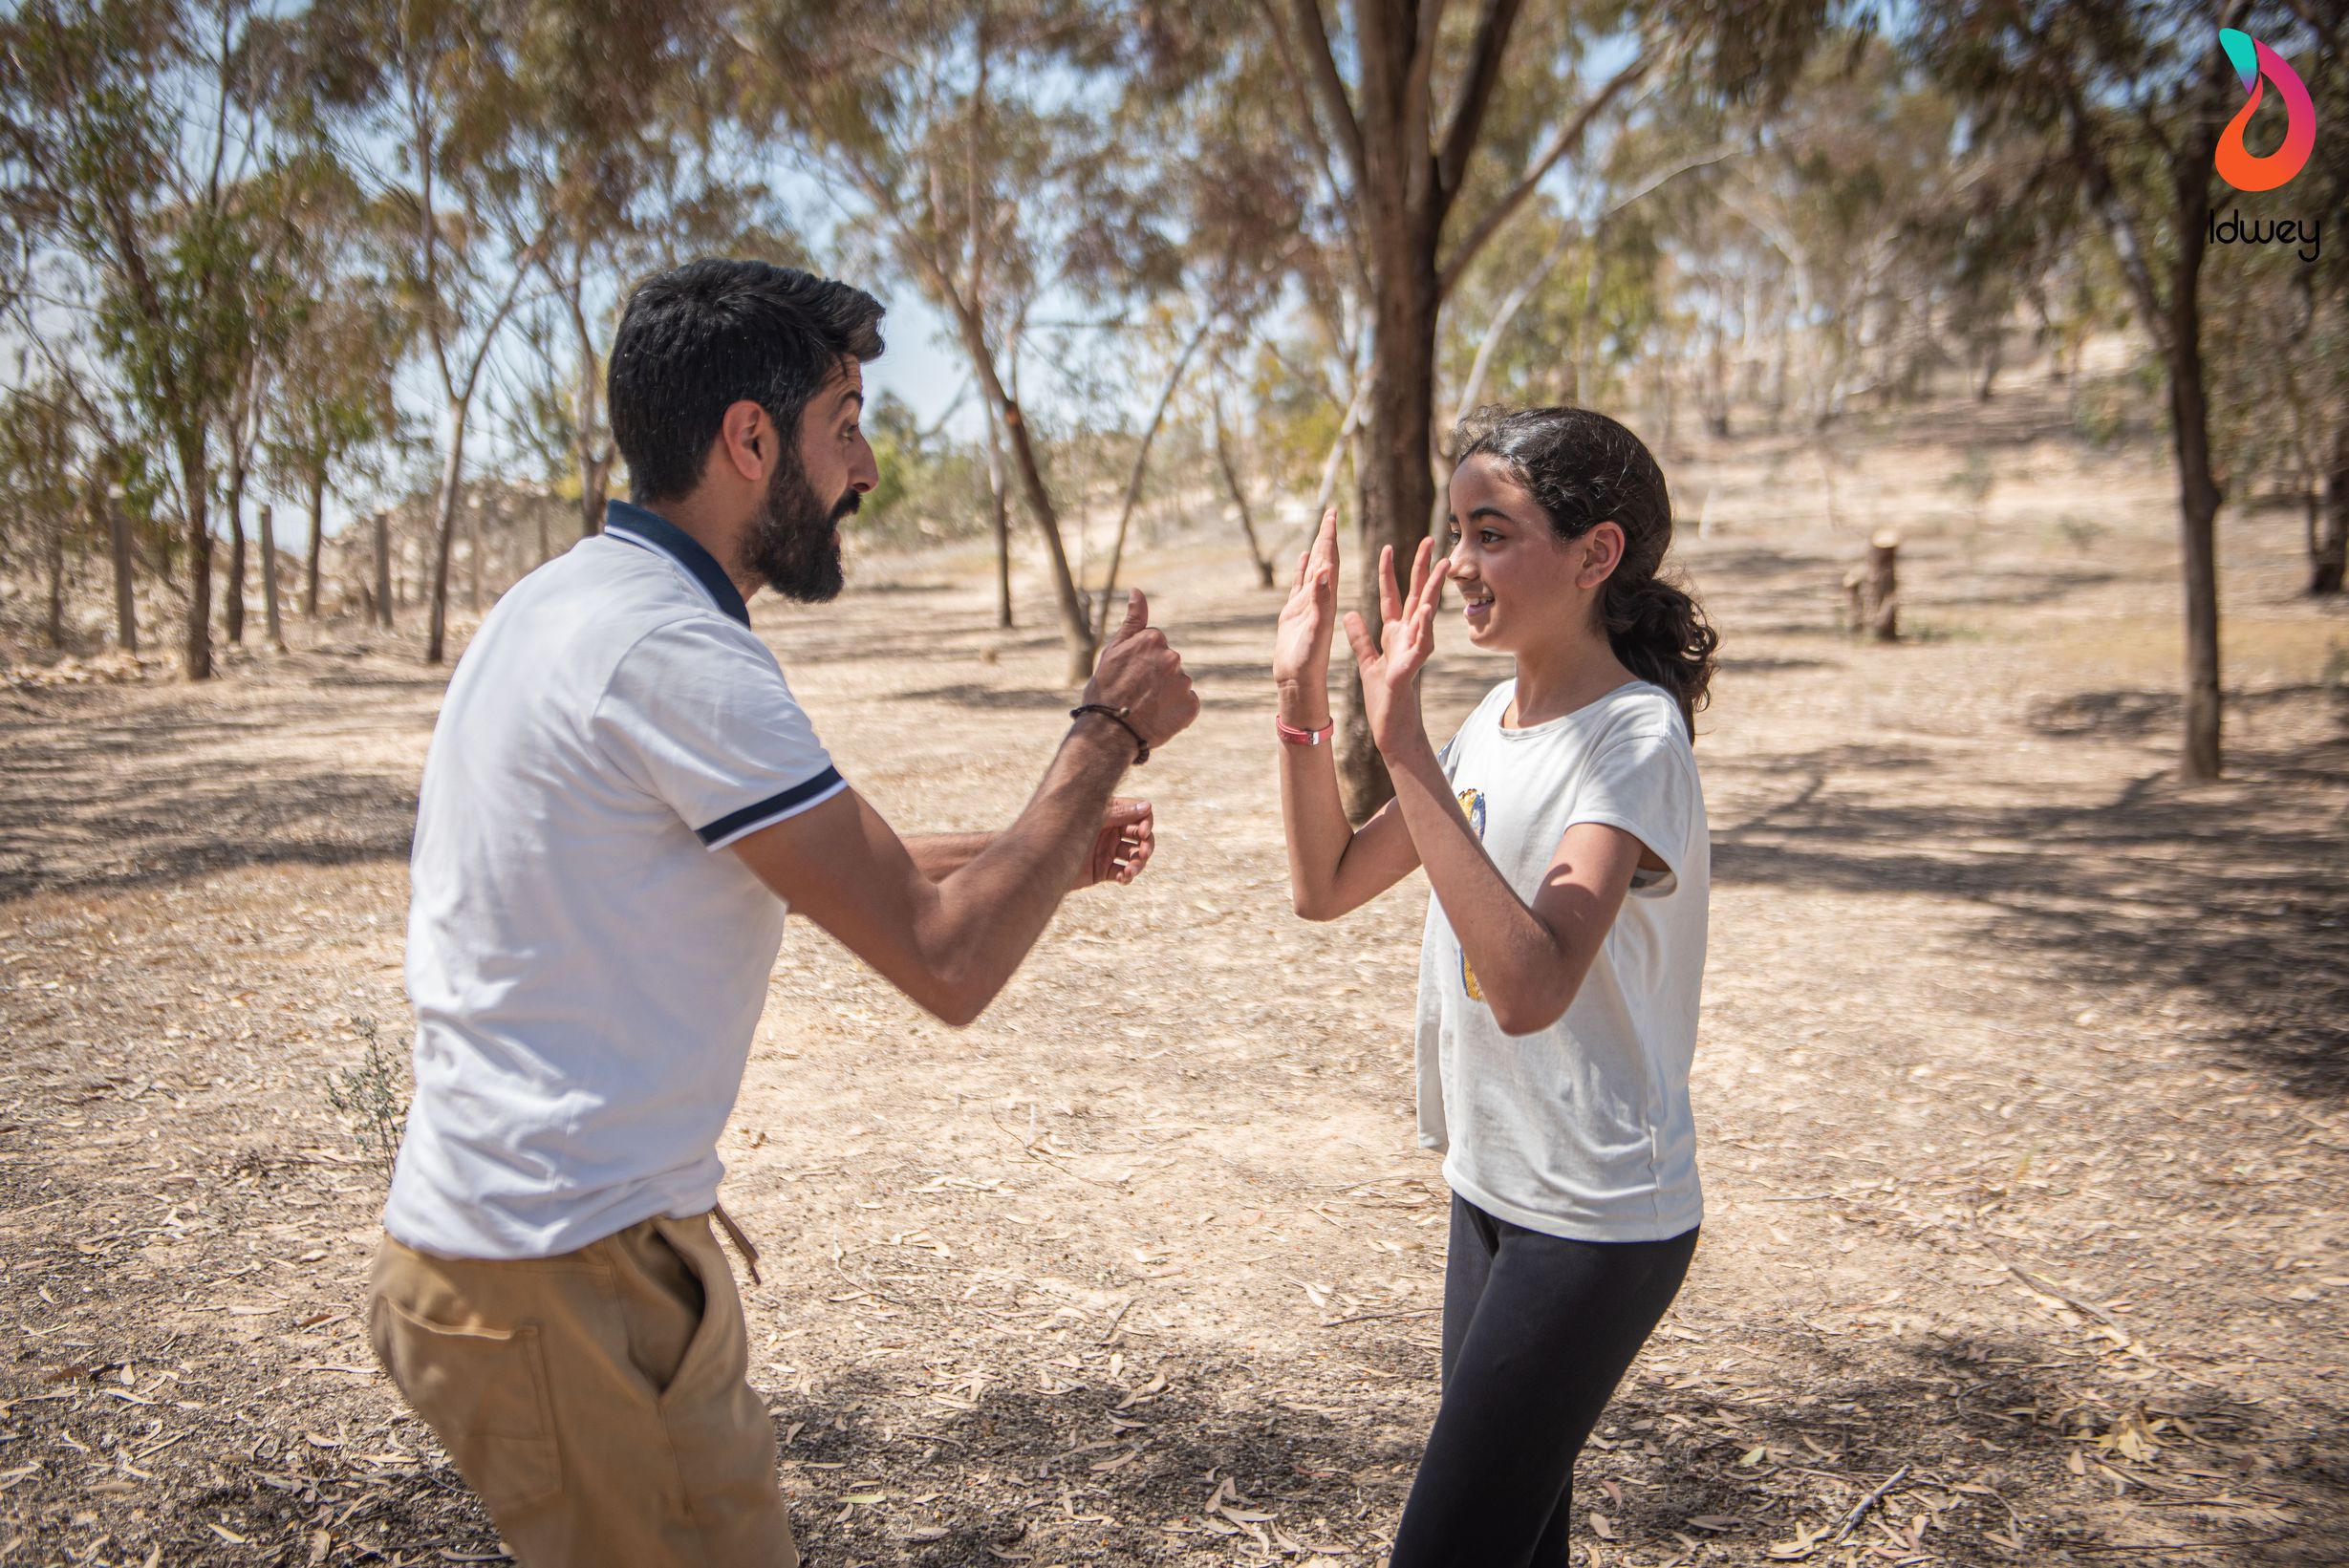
[1273, 508, 1342, 690]
[1343, 539, 1451, 753]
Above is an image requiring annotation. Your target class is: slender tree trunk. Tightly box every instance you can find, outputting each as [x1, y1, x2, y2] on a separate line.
[45, 529, 66, 650]
[2313, 420, 2347, 595]
[425, 400, 472, 664]
[467, 489, 484, 613]
[1090, 321, 1214, 643]
[224, 490, 248, 646]
[373, 510, 393, 629]
[258, 504, 285, 651]
[1212, 394, 1276, 589]
[999, 400, 1096, 683]
[932, 282, 1089, 676]
[2166, 191, 2223, 784]
[181, 446, 213, 679]
[580, 453, 611, 542]
[105, 485, 137, 655]
[983, 400, 1012, 630]
[304, 468, 326, 618]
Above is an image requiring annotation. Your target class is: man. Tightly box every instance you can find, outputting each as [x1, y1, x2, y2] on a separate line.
[366, 259, 1198, 1566]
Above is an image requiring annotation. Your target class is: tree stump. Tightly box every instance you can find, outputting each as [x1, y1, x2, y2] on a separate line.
[1843, 528, 1899, 641]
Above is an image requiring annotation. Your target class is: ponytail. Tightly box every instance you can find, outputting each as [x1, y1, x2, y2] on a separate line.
[1602, 573, 1717, 740]
[1454, 405, 1716, 739]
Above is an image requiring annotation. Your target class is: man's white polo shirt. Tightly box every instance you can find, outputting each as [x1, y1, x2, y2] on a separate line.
[384, 500, 847, 1259]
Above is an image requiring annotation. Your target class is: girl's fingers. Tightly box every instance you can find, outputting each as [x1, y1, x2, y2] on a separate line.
[1293, 548, 1308, 592]
[1405, 537, 1431, 607]
[1340, 609, 1378, 671]
[1378, 545, 1400, 626]
[1419, 556, 1453, 614]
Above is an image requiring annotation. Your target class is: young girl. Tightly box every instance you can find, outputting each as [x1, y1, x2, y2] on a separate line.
[1273, 407, 1715, 1568]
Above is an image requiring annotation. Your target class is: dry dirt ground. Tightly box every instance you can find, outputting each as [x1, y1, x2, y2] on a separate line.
[3, 392, 2345, 1567]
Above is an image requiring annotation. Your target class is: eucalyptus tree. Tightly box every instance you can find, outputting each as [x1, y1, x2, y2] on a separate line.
[264, 291, 410, 621]
[1252, 0, 1829, 812]
[0, 0, 305, 677]
[0, 378, 89, 648]
[1909, 0, 2324, 780]
[304, 0, 557, 663]
[731, 0, 1195, 684]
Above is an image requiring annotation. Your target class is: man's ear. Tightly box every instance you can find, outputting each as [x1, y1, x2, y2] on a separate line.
[715, 400, 772, 484]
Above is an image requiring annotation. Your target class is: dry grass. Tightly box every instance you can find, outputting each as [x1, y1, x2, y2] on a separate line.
[3, 385, 2344, 1567]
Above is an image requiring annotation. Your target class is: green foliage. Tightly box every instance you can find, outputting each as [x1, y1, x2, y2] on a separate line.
[326, 1017, 410, 1187]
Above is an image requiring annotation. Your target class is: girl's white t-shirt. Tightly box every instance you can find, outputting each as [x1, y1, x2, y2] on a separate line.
[1414, 677, 1709, 1242]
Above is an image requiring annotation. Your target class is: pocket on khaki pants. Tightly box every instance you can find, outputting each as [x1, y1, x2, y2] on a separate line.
[370, 1292, 563, 1512]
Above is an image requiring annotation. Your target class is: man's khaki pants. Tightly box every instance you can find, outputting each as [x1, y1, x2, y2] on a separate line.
[367, 1212, 799, 1568]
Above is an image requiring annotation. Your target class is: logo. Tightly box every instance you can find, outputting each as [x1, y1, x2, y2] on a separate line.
[1456, 788, 1485, 1002]
[2215, 28, 2314, 192]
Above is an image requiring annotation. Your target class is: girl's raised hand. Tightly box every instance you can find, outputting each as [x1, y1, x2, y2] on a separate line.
[1342, 538, 1451, 755]
[1272, 508, 1342, 701]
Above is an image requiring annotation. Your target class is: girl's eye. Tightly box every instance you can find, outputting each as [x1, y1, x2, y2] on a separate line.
[1481, 529, 1502, 546]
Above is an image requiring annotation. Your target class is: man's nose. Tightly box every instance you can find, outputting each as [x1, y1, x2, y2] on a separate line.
[851, 435, 880, 494]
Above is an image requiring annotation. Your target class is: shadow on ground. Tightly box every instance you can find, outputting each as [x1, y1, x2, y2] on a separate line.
[1713, 691, 2349, 1099]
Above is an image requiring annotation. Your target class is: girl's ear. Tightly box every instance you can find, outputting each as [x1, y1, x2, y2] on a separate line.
[1578, 521, 1627, 591]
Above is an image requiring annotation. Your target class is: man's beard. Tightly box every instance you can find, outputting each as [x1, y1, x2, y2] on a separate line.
[743, 455, 859, 604]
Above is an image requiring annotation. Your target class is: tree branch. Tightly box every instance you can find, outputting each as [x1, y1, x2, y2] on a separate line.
[1435, 0, 1525, 204]
[1282, 0, 1368, 199]
[1436, 47, 1648, 299]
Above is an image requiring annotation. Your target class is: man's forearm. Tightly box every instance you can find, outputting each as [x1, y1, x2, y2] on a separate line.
[918, 719, 1131, 1016]
[909, 832, 995, 881]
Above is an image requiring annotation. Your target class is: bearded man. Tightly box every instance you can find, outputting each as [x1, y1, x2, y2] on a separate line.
[365, 259, 1197, 1566]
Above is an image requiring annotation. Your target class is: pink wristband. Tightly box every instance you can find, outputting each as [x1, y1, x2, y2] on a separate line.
[1276, 715, 1334, 746]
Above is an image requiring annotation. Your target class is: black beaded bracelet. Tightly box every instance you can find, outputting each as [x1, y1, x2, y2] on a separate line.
[1069, 703, 1151, 764]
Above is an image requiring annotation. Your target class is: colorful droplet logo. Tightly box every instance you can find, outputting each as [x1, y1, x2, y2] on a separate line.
[2215, 29, 2315, 193]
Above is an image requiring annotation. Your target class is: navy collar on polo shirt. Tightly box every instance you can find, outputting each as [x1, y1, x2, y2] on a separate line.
[603, 500, 751, 627]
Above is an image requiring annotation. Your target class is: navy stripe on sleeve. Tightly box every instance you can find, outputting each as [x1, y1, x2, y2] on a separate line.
[695, 766, 846, 846]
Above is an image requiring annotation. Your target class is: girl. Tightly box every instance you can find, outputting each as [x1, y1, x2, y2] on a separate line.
[1273, 407, 1716, 1568]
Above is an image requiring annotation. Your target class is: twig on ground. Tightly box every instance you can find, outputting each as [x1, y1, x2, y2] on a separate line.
[1829, 1463, 1909, 1545]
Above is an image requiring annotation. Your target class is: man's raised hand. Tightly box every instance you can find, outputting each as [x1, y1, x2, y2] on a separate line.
[1082, 589, 1199, 754]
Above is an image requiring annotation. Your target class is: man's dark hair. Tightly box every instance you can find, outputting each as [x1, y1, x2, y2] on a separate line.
[609, 260, 886, 503]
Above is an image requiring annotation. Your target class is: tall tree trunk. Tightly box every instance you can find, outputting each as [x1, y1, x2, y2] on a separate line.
[2165, 192, 2223, 784]
[928, 276, 1089, 676]
[1341, 256, 1442, 820]
[304, 468, 326, 618]
[999, 399, 1095, 683]
[105, 483, 137, 655]
[580, 453, 611, 542]
[2313, 420, 2347, 595]
[181, 445, 213, 679]
[373, 509, 393, 629]
[1212, 393, 1276, 589]
[45, 528, 66, 650]
[224, 490, 248, 645]
[425, 400, 472, 664]
[983, 400, 1012, 630]
[2166, 161, 2227, 780]
[467, 488, 484, 613]
[258, 503, 285, 651]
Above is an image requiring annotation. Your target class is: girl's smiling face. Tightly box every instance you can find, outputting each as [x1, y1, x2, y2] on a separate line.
[1445, 452, 1622, 654]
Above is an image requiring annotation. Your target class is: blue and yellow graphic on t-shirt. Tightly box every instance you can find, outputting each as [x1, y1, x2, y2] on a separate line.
[1456, 787, 1486, 1002]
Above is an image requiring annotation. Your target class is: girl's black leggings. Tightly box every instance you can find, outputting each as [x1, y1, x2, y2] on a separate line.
[1387, 1196, 1698, 1568]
